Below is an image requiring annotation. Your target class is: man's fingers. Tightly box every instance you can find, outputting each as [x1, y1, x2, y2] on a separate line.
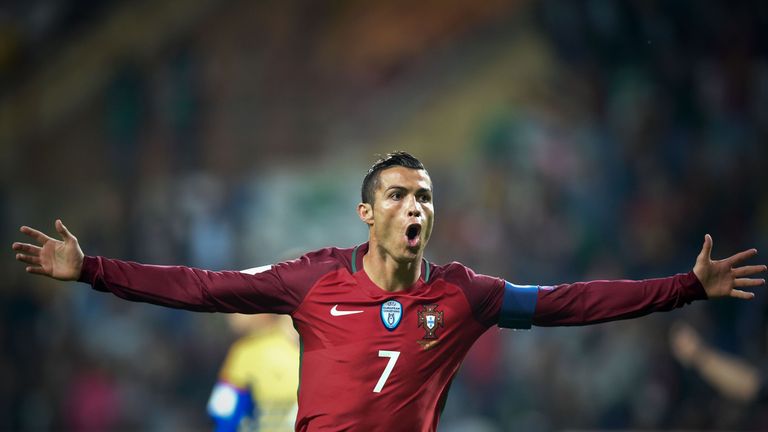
[727, 248, 758, 265]
[699, 234, 713, 261]
[16, 253, 41, 266]
[730, 289, 756, 300]
[26, 266, 48, 275]
[732, 265, 768, 278]
[55, 219, 74, 240]
[12, 242, 41, 256]
[19, 226, 51, 245]
[734, 278, 765, 288]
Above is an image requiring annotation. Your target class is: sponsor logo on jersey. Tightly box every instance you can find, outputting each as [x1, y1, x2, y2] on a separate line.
[330, 305, 364, 316]
[380, 300, 403, 331]
[417, 304, 444, 349]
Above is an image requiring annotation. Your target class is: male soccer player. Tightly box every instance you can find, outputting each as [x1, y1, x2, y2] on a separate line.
[12, 152, 767, 431]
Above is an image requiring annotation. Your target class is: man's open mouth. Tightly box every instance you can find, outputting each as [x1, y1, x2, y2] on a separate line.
[406, 224, 422, 247]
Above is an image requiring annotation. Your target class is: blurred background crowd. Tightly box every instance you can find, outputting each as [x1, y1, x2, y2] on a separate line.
[1, 0, 767, 430]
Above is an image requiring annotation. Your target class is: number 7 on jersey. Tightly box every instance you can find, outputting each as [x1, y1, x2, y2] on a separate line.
[373, 350, 400, 393]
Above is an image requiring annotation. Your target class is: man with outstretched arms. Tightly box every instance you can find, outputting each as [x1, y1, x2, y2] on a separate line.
[12, 152, 767, 431]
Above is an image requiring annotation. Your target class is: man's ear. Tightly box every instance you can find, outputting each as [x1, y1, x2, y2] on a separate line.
[357, 202, 374, 226]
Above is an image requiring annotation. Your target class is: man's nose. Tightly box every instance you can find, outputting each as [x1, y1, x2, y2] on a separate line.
[407, 196, 421, 217]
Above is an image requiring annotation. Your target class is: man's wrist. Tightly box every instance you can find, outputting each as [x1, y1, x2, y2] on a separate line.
[684, 271, 708, 300]
[77, 255, 97, 283]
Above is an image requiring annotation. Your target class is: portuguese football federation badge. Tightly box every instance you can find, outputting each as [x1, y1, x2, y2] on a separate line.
[380, 300, 403, 331]
[417, 304, 444, 349]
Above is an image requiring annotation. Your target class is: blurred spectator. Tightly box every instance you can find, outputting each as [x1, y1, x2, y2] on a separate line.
[207, 313, 299, 432]
[670, 321, 767, 403]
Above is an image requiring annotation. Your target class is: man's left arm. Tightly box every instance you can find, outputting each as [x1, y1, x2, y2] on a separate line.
[533, 271, 705, 326]
[499, 235, 766, 328]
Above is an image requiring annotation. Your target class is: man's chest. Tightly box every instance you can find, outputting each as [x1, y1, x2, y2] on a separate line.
[288, 273, 489, 407]
[291, 277, 483, 356]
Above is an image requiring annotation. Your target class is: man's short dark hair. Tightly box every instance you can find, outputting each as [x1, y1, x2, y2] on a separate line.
[361, 151, 427, 204]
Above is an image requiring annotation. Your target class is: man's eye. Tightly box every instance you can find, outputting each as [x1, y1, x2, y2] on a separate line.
[391, 192, 402, 200]
[419, 195, 431, 203]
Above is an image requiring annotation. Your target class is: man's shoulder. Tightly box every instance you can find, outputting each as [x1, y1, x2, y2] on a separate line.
[429, 260, 503, 290]
[427, 261, 505, 326]
[253, 245, 358, 304]
[298, 245, 355, 263]
[429, 260, 474, 279]
[282, 245, 357, 274]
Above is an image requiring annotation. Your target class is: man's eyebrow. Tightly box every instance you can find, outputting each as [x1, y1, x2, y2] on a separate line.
[384, 185, 406, 192]
[384, 185, 432, 193]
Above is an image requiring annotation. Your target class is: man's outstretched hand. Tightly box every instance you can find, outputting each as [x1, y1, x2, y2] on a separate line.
[694, 234, 766, 299]
[12, 219, 84, 281]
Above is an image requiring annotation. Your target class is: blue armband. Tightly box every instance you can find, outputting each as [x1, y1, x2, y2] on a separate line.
[207, 382, 256, 432]
[498, 281, 538, 330]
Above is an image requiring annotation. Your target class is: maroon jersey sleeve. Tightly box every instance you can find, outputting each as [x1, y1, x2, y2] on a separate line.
[533, 271, 708, 326]
[78, 247, 344, 314]
[435, 262, 506, 328]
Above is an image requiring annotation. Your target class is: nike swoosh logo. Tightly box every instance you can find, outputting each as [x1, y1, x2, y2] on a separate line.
[330, 305, 364, 316]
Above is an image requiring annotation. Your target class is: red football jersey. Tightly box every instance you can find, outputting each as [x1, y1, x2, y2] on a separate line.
[287, 245, 503, 431]
[79, 242, 706, 431]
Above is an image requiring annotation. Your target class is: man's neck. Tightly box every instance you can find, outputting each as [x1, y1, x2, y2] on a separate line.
[362, 244, 422, 292]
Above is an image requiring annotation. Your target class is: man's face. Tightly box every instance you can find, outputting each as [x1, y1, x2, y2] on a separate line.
[360, 166, 434, 263]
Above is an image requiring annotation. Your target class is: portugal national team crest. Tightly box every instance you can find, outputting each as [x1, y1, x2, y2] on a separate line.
[380, 300, 403, 331]
[417, 304, 445, 345]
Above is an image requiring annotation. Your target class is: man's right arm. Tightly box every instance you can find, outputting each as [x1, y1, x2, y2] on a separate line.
[80, 256, 300, 314]
[13, 220, 304, 314]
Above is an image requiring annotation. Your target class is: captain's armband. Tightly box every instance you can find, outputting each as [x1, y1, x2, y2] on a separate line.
[498, 281, 539, 330]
